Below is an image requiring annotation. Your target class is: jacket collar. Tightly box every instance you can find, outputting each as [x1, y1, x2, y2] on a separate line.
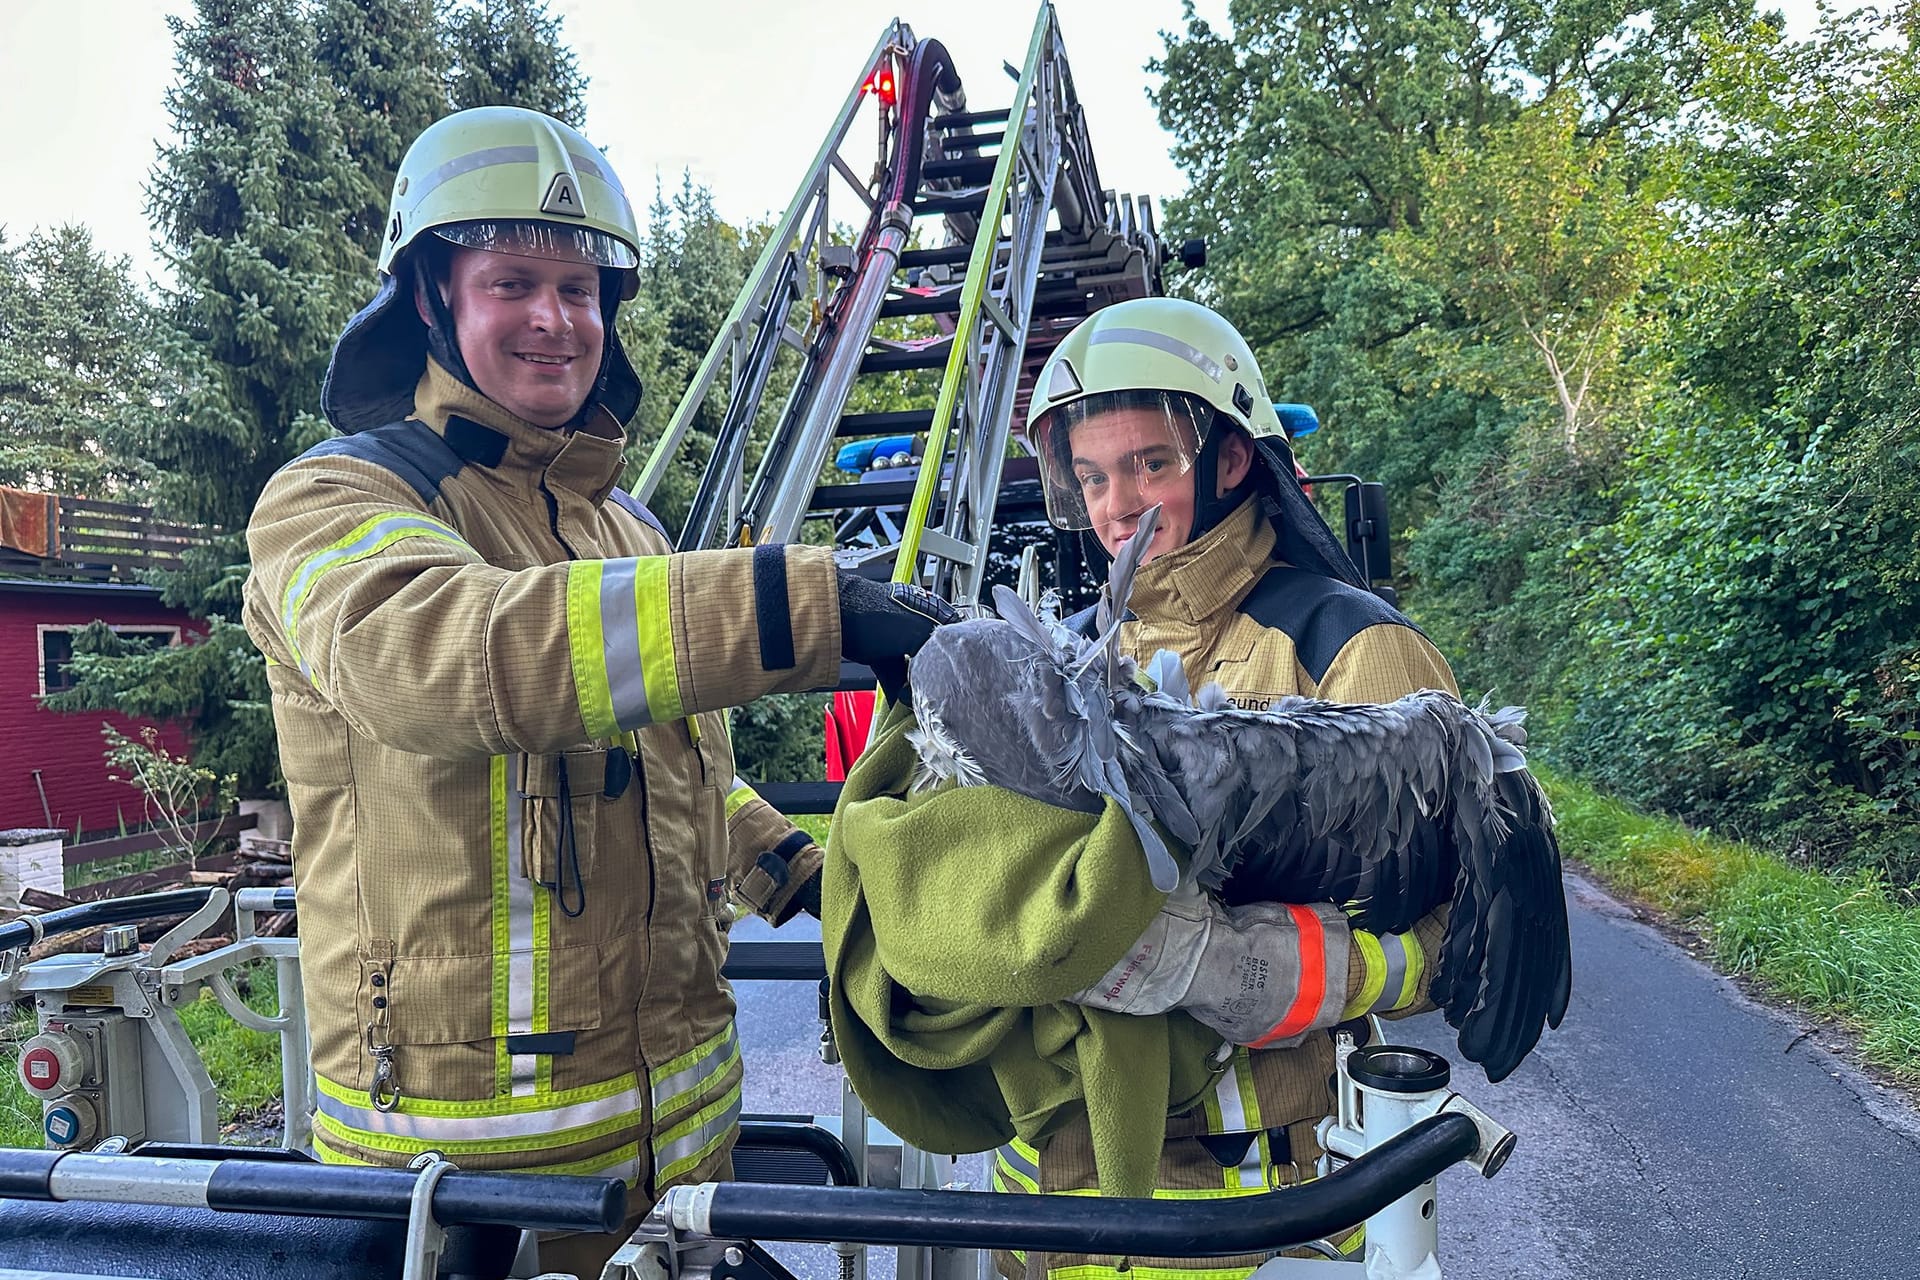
[1124, 497, 1276, 627]
[409, 359, 626, 504]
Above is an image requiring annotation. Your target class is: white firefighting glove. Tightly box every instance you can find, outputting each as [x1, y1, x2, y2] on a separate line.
[1071, 885, 1352, 1048]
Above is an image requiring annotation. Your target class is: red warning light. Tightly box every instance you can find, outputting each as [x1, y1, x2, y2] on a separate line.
[864, 68, 897, 106]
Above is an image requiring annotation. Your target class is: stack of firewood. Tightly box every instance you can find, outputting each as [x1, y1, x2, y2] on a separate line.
[2, 834, 295, 962]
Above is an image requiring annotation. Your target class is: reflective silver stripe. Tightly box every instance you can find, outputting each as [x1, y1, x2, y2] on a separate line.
[315, 1083, 643, 1142]
[653, 1090, 742, 1170]
[1236, 1135, 1267, 1191]
[507, 767, 537, 1096]
[1088, 327, 1224, 383]
[996, 1140, 1040, 1185]
[411, 145, 539, 206]
[1370, 933, 1410, 1015]
[282, 515, 464, 673]
[599, 559, 650, 729]
[650, 1024, 739, 1112]
[1213, 1060, 1249, 1133]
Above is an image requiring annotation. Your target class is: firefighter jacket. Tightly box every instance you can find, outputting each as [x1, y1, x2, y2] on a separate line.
[242, 360, 840, 1194]
[993, 496, 1459, 1278]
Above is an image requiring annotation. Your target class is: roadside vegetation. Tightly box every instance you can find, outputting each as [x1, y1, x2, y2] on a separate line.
[1546, 769, 1920, 1079]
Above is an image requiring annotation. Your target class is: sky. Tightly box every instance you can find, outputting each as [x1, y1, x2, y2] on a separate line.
[0, 0, 1832, 293]
[0, 0, 1227, 291]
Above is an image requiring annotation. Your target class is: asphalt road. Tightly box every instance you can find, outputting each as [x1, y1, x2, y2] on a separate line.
[727, 872, 1920, 1279]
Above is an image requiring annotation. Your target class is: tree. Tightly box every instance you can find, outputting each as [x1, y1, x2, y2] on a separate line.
[0, 226, 163, 496]
[143, 0, 372, 529]
[1152, 0, 1754, 523]
[1385, 93, 1678, 456]
[441, 0, 588, 123]
[315, 0, 450, 258]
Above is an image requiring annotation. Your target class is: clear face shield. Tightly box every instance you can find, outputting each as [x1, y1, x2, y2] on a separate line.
[1029, 390, 1211, 532]
[432, 220, 638, 270]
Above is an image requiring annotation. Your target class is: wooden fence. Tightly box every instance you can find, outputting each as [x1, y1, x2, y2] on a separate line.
[51, 497, 212, 581]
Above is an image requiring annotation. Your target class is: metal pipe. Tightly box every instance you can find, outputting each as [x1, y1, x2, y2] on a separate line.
[669, 1114, 1478, 1254]
[0, 888, 215, 952]
[0, 1150, 626, 1235]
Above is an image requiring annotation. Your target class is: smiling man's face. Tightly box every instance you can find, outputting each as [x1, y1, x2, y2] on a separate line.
[443, 245, 604, 427]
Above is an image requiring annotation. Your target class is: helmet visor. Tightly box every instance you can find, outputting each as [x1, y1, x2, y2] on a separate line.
[433, 219, 638, 270]
[1029, 390, 1209, 532]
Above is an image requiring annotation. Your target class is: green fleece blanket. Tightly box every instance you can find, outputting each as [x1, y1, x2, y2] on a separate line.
[822, 702, 1221, 1198]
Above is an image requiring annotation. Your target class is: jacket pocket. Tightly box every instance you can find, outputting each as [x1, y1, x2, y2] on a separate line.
[361, 948, 605, 1104]
[519, 748, 610, 892]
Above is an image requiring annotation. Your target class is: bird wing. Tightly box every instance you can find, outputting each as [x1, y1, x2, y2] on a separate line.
[1119, 688, 1572, 1081]
[1430, 764, 1572, 1083]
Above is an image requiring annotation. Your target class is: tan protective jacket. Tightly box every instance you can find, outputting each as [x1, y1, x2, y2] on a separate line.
[994, 498, 1459, 1276]
[243, 362, 835, 1194]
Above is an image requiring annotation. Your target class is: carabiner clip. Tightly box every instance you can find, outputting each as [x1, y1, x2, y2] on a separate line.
[371, 1046, 403, 1112]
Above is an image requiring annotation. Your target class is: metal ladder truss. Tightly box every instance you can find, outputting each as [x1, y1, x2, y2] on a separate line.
[633, 2, 1175, 612]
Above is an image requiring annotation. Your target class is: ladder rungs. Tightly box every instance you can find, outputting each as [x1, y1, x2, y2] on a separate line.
[879, 292, 962, 318]
[931, 108, 1010, 129]
[899, 244, 973, 269]
[921, 156, 1000, 183]
[859, 346, 950, 373]
[915, 191, 989, 218]
[935, 132, 1003, 154]
[837, 410, 935, 437]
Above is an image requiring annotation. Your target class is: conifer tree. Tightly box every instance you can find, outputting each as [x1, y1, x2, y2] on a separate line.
[143, 0, 371, 529]
[315, 0, 450, 258]
[0, 226, 163, 496]
[441, 0, 588, 124]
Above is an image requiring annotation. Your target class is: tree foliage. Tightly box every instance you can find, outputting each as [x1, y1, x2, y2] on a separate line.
[1156, 1, 1920, 880]
[0, 226, 163, 495]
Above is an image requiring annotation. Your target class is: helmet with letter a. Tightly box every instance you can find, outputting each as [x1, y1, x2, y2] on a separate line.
[323, 106, 645, 433]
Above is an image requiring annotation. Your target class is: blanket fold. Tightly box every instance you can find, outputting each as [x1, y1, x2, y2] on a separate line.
[822, 701, 1221, 1198]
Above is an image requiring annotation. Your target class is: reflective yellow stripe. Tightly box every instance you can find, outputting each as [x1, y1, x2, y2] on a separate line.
[281, 512, 470, 678]
[1395, 932, 1424, 1010]
[649, 1023, 740, 1117]
[313, 1073, 643, 1155]
[567, 557, 683, 736]
[725, 777, 758, 819]
[316, 1130, 646, 1184]
[994, 1138, 1041, 1195]
[567, 560, 618, 738]
[633, 556, 684, 722]
[1345, 930, 1389, 1021]
[1046, 1266, 1257, 1280]
[651, 1080, 742, 1183]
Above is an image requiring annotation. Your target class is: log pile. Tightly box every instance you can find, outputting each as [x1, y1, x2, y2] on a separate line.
[0, 833, 295, 962]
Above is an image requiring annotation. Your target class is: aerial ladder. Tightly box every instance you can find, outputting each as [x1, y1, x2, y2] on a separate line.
[0, 8, 1502, 1280]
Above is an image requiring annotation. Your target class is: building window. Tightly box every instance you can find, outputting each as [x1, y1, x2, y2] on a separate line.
[37, 625, 180, 696]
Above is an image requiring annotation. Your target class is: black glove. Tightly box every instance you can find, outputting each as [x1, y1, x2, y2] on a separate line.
[793, 870, 824, 921]
[837, 573, 959, 701]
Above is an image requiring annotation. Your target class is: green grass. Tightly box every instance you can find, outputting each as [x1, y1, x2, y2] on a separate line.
[2, 961, 286, 1149]
[1543, 765, 1920, 1080]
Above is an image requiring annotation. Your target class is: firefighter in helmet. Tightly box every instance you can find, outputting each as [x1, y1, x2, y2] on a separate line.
[242, 106, 951, 1273]
[993, 296, 1459, 1274]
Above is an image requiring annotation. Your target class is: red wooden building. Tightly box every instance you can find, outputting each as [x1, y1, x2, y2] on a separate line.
[0, 488, 206, 837]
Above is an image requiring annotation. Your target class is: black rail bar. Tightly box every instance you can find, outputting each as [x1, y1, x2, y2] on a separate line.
[914, 192, 990, 218]
[0, 1150, 625, 1234]
[859, 347, 951, 374]
[747, 783, 845, 818]
[0, 888, 216, 952]
[930, 108, 1010, 129]
[737, 1122, 861, 1187]
[837, 410, 936, 437]
[899, 244, 975, 269]
[721, 941, 829, 983]
[694, 1114, 1479, 1254]
[921, 156, 1001, 183]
